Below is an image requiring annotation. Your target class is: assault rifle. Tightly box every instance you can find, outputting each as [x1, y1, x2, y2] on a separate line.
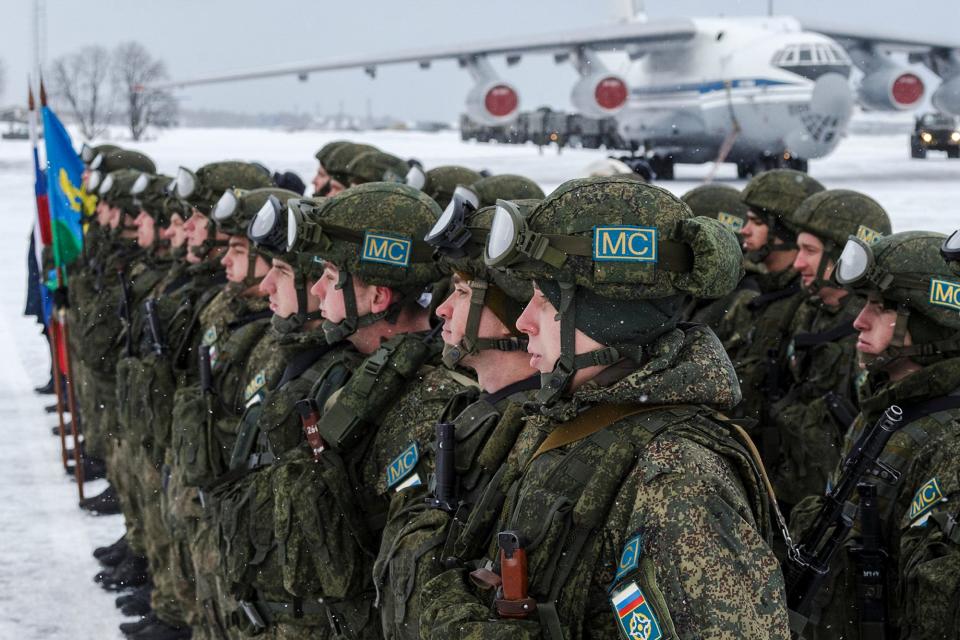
[118, 269, 134, 357]
[144, 298, 165, 356]
[785, 405, 903, 619]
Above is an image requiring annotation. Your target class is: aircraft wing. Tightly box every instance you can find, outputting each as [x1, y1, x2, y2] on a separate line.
[802, 20, 960, 53]
[154, 18, 696, 89]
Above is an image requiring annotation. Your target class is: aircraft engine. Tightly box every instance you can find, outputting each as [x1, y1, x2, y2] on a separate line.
[465, 80, 520, 126]
[857, 67, 925, 111]
[932, 75, 960, 116]
[570, 72, 629, 118]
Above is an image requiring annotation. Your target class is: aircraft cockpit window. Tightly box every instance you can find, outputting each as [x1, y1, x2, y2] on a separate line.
[772, 42, 852, 80]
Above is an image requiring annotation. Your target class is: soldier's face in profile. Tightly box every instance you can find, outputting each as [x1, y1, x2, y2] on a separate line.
[95, 200, 111, 226]
[312, 263, 348, 324]
[328, 178, 346, 196]
[107, 205, 122, 229]
[221, 237, 269, 285]
[161, 214, 187, 249]
[853, 298, 910, 363]
[260, 258, 300, 317]
[741, 211, 769, 251]
[312, 164, 331, 195]
[794, 232, 833, 288]
[134, 211, 155, 249]
[435, 274, 512, 363]
[516, 283, 604, 378]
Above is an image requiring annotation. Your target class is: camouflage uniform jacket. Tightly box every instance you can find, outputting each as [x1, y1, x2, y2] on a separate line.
[767, 292, 864, 508]
[790, 357, 960, 640]
[420, 325, 790, 640]
[374, 374, 541, 640]
[232, 330, 473, 638]
[211, 331, 363, 634]
[717, 267, 810, 454]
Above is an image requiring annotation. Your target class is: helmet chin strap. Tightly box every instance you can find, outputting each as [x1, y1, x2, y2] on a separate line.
[271, 270, 323, 336]
[191, 219, 229, 260]
[321, 270, 396, 344]
[861, 304, 960, 374]
[535, 281, 619, 407]
[441, 278, 527, 368]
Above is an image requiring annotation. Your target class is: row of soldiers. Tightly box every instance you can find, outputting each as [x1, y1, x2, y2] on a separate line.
[56, 137, 960, 640]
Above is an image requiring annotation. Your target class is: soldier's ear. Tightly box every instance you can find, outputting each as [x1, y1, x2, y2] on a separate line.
[369, 285, 396, 314]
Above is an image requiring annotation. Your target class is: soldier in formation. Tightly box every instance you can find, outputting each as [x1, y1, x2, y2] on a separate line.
[46, 138, 957, 640]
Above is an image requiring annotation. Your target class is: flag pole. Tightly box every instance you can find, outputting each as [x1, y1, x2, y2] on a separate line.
[28, 78, 70, 471]
[39, 77, 85, 500]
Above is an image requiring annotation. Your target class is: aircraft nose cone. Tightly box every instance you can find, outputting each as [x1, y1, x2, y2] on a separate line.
[784, 72, 854, 159]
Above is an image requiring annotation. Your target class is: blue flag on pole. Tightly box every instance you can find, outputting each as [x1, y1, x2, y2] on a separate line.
[41, 106, 90, 270]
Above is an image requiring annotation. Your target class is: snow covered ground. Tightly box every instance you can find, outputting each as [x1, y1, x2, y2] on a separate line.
[0, 123, 957, 638]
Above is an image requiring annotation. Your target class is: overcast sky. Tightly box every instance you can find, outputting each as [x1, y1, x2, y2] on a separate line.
[1, 0, 958, 121]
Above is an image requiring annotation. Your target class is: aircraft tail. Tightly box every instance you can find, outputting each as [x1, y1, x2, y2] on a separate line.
[615, 0, 647, 22]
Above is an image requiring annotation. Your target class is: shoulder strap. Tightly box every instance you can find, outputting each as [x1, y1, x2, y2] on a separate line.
[901, 393, 960, 425]
[275, 344, 335, 389]
[792, 320, 857, 350]
[527, 404, 659, 465]
[747, 282, 800, 311]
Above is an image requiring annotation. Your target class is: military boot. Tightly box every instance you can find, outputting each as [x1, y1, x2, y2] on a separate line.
[66, 456, 107, 482]
[100, 554, 149, 591]
[80, 484, 121, 515]
[97, 540, 131, 568]
[116, 582, 152, 610]
[128, 619, 191, 640]
[93, 535, 127, 560]
[119, 612, 157, 636]
[51, 420, 74, 436]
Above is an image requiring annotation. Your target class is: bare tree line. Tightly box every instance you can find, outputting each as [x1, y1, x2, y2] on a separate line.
[49, 42, 177, 141]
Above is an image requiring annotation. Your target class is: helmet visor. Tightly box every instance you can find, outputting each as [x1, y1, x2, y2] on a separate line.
[212, 189, 239, 221]
[87, 171, 103, 192]
[287, 204, 299, 252]
[174, 167, 197, 199]
[406, 166, 426, 190]
[249, 195, 283, 245]
[99, 174, 115, 196]
[485, 200, 521, 267]
[80, 143, 95, 164]
[835, 237, 873, 285]
[130, 173, 150, 196]
[424, 186, 479, 250]
[942, 228, 960, 262]
[90, 153, 104, 170]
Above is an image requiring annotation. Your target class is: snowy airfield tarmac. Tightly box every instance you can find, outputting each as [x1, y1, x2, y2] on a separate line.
[0, 123, 957, 638]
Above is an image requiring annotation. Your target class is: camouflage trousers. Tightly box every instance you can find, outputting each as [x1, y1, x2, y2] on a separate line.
[106, 436, 145, 554]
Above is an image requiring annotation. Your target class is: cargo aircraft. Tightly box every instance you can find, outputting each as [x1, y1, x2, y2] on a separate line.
[156, 4, 960, 178]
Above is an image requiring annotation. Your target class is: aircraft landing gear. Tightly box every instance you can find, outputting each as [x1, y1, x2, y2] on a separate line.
[648, 154, 675, 180]
[737, 154, 808, 178]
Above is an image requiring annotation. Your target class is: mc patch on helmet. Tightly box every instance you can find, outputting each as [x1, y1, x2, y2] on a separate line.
[610, 581, 662, 640]
[856, 225, 884, 245]
[908, 477, 945, 521]
[593, 226, 658, 263]
[386, 441, 421, 491]
[362, 231, 412, 267]
[929, 278, 960, 311]
[716, 212, 744, 232]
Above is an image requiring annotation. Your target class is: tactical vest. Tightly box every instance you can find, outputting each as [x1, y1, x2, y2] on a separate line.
[374, 377, 539, 640]
[473, 403, 771, 639]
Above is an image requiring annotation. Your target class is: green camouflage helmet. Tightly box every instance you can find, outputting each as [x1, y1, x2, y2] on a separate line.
[345, 150, 409, 185]
[787, 189, 891, 257]
[213, 187, 299, 237]
[322, 142, 379, 187]
[289, 182, 443, 343]
[86, 149, 156, 193]
[741, 169, 825, 255]
[681, 184, 749, 233]
[81, 142, 121, 165]
[426, 199, 540, 367]
[99, 169, 143, 216]
[421, 165, 484, 209]
[485, 176, 744, 404]
[173, 161, 274, 214]
[130, 172, 173, 226]
[835, 230, 960, 370]
[470, 174, 545, 207]
[788, 189, 892, 292]
[314, 140, 351, 166]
